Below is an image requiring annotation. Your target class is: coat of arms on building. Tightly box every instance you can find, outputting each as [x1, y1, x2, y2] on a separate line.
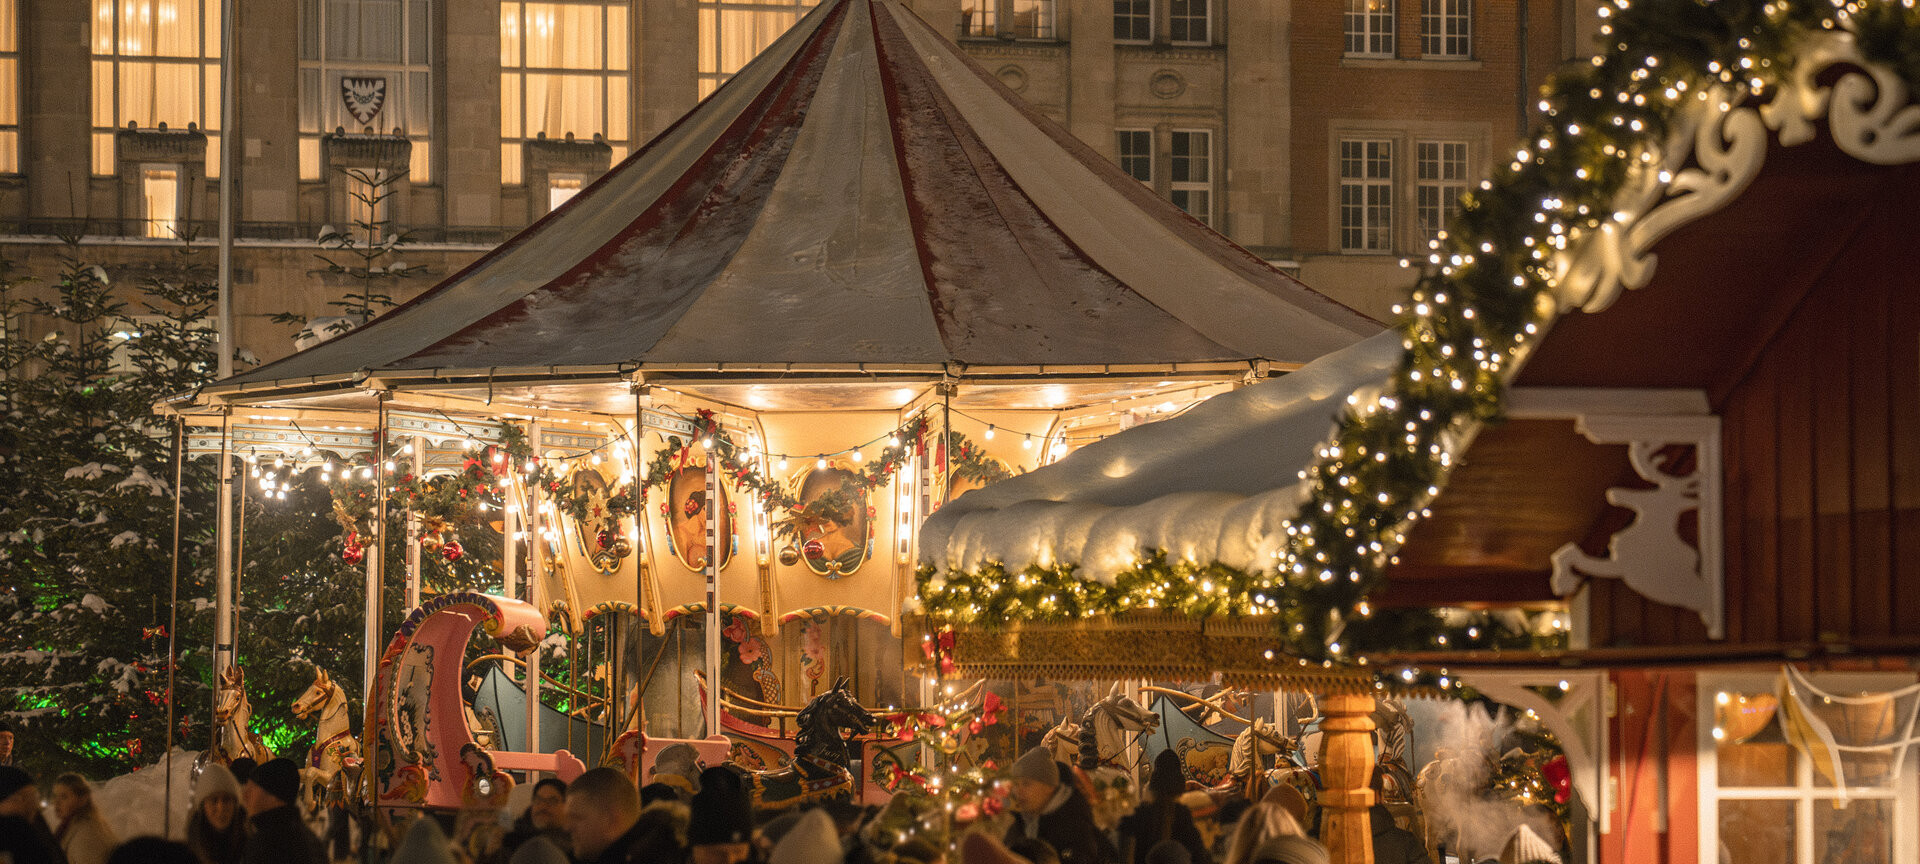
[341, 76, 388, 128]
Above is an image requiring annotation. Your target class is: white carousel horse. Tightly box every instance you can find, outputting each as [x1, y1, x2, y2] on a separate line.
[292, 668, 361, 813]
[1038, 683, 1161, 770]
[213, 665, 274, 764]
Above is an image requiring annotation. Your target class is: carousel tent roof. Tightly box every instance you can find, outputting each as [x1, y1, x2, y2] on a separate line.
[918, 329, 1402, 581]
[206, 0, 1374, 407]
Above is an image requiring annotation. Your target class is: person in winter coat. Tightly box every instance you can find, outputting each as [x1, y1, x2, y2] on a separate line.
[51, 773, 118, 864]
[239, 759, 323, 864]
[0, 766, 65, 864]
[491, 777, 568, 863]
[767, 809, 841, 864]
[683, 766, 759, 864]
[1247, 835, 1329, 864]
[1117, 751, 1212, 864]
[392, 817, 461, 864]
[1219, 802, 1310, 864]
[1003, 747, 1115, 864]
[1368, 805, 1430, 864]
[185, 763, 245, 864]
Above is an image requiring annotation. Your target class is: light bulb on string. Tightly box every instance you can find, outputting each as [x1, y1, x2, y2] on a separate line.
[816, 456, 828, 471]
[985, 425, 995, 440]
[1022, 434, 1032, 450]
[850, 449, 863, 463]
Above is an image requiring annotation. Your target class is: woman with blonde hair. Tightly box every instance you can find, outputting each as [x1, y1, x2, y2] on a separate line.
[51, 772, 118, 864]
[1220, 802, 1318, 864]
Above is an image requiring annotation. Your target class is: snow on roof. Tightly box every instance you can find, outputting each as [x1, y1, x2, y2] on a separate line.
[918, 330, 1404, 582]
[216, 0, 1375, 396]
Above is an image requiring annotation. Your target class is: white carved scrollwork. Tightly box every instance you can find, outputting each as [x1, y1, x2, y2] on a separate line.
[1558, 30, 1920, 316]
[1549, 413, 1723, 639]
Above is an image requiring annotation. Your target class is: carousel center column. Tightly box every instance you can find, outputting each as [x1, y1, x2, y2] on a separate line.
[1318, 692, 1377, 864]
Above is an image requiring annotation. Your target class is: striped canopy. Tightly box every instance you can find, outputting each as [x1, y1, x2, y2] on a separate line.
[206, 0, 1374, 408]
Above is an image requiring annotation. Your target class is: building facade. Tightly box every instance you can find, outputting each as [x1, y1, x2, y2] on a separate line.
[0, 0, 1591, 368]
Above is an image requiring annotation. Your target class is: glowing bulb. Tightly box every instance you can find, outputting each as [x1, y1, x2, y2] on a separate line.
[985, 425, 995, 440]
[816, 456, 828, 471]
[1022, 435, 1032, 450]
[850, 449, 863, 462]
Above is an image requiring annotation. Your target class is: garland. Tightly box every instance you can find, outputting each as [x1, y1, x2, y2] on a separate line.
[917, 0, 1920, 678]
[946, 430, 1013, 487]
[643, 409, 930, 541]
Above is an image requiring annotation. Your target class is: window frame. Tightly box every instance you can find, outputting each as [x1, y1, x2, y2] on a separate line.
[1116, 128, 1152, 185]
[961, 0, 1056, 41]
[1168, 0, 1209, 46]
[500, 0, 631, 185]
[1113, 0, 1151, 44]
[1344, 0, 1396, 58]
[697, 0, 814, 98]
[298, 0, 433, 183]
[1697, 671, 1919, 864]
[1338, 136, 1394, 253]
[1415, 138, 1469, 246]
[1168, 127, 1213, 227]
[90, 0, 223, 178]
[0, 0, 17, 174]
[139, 163, 183, 239]
[1420, 0, 1471, 59]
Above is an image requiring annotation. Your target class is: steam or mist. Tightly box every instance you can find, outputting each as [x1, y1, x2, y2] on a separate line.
[1418, 702, 1562, 863]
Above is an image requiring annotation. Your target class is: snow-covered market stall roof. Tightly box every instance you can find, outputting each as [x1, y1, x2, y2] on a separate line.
[911, 0, 1920, 689]
[173, 0, 1375, 418]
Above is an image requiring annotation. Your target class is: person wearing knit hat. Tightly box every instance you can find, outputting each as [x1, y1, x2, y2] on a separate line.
[0, 766, 63, 864]
[240, 758, 323, 864]
[187, 763, 245, 864]
[226, 756, 257, 786]
[1368, 805, 1430, 864]
[1248, 835, 1329, 864]
[0, 720, 15, 766]
[1497, 824, 1561, 864]
[392, 816, 461, 864]
[1003, 748, 1114, 864]
[1117, 751, 1211, 864]
[1258, 784, 1309, 828]
[685, 766, 755, 864]
[767, 809, 841, 864]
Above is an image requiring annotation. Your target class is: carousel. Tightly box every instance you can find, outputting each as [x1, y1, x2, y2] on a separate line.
[160, 0, 1379, 842]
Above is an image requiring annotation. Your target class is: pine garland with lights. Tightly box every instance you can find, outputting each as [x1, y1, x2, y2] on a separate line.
[872, 689, 1011, 848]
[919, 0, 1920, 672]
[1488, 724, 1573, 837]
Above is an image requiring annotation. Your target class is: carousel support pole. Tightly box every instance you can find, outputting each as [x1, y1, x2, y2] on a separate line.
[363, 396, 390, 809]
[526, 420, 544, 755]
[214, 411, 235, 696]
[406, 434, 424, 610]
[1319, 692, 1378, 864]
[703, 447, 721, 739]
[501, 427, 523, 748]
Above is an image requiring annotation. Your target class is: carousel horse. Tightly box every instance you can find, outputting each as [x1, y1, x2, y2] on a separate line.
[739, 676, 875, 811]
[292, 668, 362, 813]
[1179, 687, 1253, 728]
[1038, 683, 1161, 770]
[212, 665, 274, 764]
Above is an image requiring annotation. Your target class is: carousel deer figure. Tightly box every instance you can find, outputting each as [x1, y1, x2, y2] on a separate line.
[292, 668, 362, 813]
[212, 665, 274, 764]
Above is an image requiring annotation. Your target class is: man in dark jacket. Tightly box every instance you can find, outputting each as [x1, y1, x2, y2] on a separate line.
[1004, 747, 1115, 864]
[1118, 750, 1211, 864]
[240, 759, 323, 864]
[1368, 804, 1431, 864]
[0, 766, 66, 864]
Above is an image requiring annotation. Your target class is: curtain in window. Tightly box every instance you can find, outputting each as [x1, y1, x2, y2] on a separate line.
[327, 0, 404, 62]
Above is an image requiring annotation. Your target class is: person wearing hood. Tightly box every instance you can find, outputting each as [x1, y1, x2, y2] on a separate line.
[0, 766, 64, 864]
[392, 817, 461, 864]
[1117, 751, 1211, 864]
[186, 763, 245, 864]
[51, 774, 117, 864]
[240, 758, 323, 864]
[1368, 805, 1429, 864]
[684, 766, 757, 864]
[1003, 747, 1114, 864]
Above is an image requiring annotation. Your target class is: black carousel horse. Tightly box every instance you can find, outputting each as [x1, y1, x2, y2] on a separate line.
[740, 676, 876, 811]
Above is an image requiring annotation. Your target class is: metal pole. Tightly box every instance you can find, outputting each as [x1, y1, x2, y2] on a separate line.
[215, 0, 236, 379]
[214, 411, 234, 694]
[406, 434, 424, 609]
[363, 398, 389, 808]
[525, 421, 543, 754]
[502, 431, 521, 746]
[704, 445, 721, 739]
[163, 419, 185, 839]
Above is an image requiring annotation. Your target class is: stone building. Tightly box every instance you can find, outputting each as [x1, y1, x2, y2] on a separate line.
[0, 0, 1594, 366]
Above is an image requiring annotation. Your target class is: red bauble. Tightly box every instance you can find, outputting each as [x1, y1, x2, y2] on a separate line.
[802, 539, 825, 560]
[442, 540, 465, 562]
[597, 529, 612, 550]
[342, 544, 364, 565]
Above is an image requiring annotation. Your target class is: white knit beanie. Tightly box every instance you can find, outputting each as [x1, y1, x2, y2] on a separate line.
[1498, 824, 1562, 864]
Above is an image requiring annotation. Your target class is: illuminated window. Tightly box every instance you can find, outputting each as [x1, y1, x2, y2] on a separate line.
[1339, 138, 1392, 252]
[1169, 129, 1210, 226]
[1699, 673, 1918, 864]
[1113, 0, 1149, 42]
[500, 1, 630, 185]
[1344, 0, 1395, 57]
[697, 0, 815, 100]
[345, 168, 392, 241]
[961, 0, 1053, 40]
[1416, 139, 1467, 244]
[548, 174, 583, 210]
[1421, 0, 1470, 57]
[140, 165, 180, 237]
[299, 0, 432, 182]
[90, 0, 223, 176]
[0, 0, 16, 173]
[1169, 0, 1208, 45]
[1116, 129, 1150, 183]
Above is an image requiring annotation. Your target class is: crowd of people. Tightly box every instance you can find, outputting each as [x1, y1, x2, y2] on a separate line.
[0, 743, 1560, 864]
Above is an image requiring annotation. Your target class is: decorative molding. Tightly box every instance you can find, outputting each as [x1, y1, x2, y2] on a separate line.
[1149, 70, 1188, 99]
[1549, 413, 1724, 639]
[1115, 44, 1225, 63]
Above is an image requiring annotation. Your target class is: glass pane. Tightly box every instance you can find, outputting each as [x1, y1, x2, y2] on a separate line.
[119, 62, 154, 126]
[409, 138, 428, 184]
[608, 5, 627, 69]
[409, 0, 428, 62]
[607, 75, 627, 141]
[0, 0, 15, 52]
[1813, 798, 1892, 863]
[93, 60, 115, 126]
[204, 0, 220, 57]
[299, 0, 319, 59]
[501, 72, 521, 137]
[408, 70, 429, 132]
[0, 130, 15, 173]
[94, 0, 114, 53]
[0, 59, 13, 125]
[1816, 750, 1897, 789]
[299, 135, 320, 180]
[153, 62, 199, 126]
[93, 132, 116, 175]
[203, 63, 220, 130]
[1719, 799, 1794, 864]
[501, 140, 521, 184]
[501, 3, 521, 67]
[205, 131, 218, 178]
